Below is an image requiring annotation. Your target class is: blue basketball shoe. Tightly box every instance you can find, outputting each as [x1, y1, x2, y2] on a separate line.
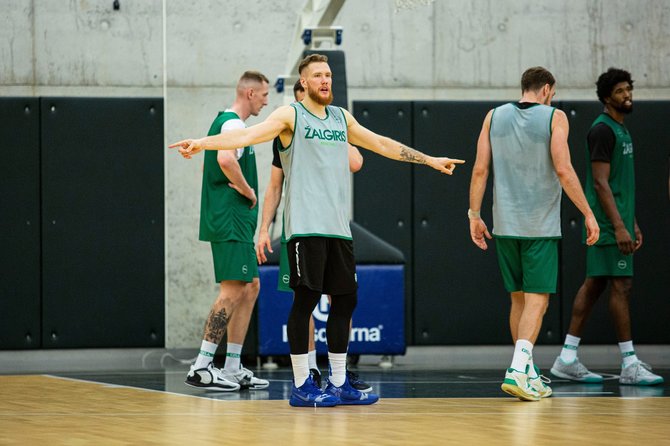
[325, 376, 380, 405]
[289, 375, 338, 408]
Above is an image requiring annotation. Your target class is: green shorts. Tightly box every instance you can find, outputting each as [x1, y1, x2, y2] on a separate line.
[277, 241, 292, 292]
[210, 241, 259, 283]
[586, 244, 634, 277]
[495, 238, 558, 294]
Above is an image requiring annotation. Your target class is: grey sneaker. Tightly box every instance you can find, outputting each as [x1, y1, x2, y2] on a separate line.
[619, 361, 665, 386]
[550, 357, 603, 383]
[226, 366, 270, 390]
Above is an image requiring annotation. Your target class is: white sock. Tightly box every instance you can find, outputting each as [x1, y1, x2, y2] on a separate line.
[510, 339, 533, 373]
[194, 340, 218, 369]
[328, 352, 347, 387]
[619, 340, 638, 367]
[290, 353, 310, 387]
[308, 350, 318, 370]
[223, 342, 243, 371]
[560, 334, 581, 363]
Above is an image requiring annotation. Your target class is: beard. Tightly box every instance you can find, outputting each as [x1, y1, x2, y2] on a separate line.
[611, 99, 633, 114]
[613, 102, 633, 114]
[307, 85, 333, 106]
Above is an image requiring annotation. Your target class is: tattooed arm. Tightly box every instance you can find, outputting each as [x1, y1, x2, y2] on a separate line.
[342, 108, 464, 175]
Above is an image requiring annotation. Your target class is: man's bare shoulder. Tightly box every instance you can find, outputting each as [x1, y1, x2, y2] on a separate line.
[552, 108, 567, 119]
[266, 104, 297, 123]
[551, 108, 568, 128]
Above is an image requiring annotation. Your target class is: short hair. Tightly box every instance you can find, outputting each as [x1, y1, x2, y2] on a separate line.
[293, 79, 304, 94]
[596, 68, 634, 104]
[238, 70, 269, 88]
[520, 67, 556, 93]
[298, 54, 329, 75]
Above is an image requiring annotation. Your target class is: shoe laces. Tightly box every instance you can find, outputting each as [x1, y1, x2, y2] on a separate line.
[208, 364, 228, 380]
[632, 361, 657, 377]
[304, 377, 322, 394]
[238, 366, 254, 378]
[573, 359, 591, 377]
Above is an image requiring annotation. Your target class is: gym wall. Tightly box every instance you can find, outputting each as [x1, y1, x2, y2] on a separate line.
[0, 97, 165, 349]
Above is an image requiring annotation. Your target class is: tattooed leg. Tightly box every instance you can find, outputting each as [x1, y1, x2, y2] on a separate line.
[203, 307, 229, 344]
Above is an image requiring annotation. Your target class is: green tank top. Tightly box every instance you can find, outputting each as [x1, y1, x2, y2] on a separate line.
[279, 103, 351, 241]
[584, 113, 635, 245]
[199, 111, 258, 242]
[490, 102, 561, 238]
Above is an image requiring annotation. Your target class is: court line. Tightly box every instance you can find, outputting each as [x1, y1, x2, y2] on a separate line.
[43, 374, 225, 401]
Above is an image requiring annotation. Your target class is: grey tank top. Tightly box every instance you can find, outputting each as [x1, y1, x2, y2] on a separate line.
[279, 102, 351, 240]
[490, 102, 561, 238]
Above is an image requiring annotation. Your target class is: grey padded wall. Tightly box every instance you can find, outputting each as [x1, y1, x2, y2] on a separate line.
[41, 97, 165, 348]
[0, 98, 41, 349]
[625, 101, 670, 343]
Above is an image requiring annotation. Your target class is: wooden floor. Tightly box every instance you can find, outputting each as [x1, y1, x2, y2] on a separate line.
[2, 374, 669, 445]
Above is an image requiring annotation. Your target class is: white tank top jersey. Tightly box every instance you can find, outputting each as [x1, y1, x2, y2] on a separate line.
[490, 102, 562, 238]
[279, 102, 352, 241]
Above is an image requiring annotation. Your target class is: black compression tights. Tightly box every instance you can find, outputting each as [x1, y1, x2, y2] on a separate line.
[287, 286, 358, 355]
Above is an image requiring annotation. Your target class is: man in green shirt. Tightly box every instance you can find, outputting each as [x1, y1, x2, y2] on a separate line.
[551, 68, 664, 386]
[185, 71, 270, 392]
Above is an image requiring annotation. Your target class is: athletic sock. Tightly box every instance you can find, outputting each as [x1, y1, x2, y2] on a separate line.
[619, 340, 639, 367]
[560, 334, 580, 363]
[290, 353, 310, 388]
[328, 352, 347, 387]
[510, 339, 533, 373]
[223, 342, 243, 371]
[194, 340, 218, 369]
[308, 350, 318, 370]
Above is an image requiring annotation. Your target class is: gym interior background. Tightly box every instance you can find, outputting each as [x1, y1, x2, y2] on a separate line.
[1, 0, 669, 355]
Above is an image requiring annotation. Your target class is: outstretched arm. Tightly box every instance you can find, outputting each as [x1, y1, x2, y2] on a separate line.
[550, 110, 599, 246]
[341, 109, 465, 175]
[169, 106, 294, 157]
[468, 110, 493, 250]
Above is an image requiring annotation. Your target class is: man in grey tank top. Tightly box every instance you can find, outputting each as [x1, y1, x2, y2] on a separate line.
[171, 53, 465, 407]
[468, 67, 600, 402]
